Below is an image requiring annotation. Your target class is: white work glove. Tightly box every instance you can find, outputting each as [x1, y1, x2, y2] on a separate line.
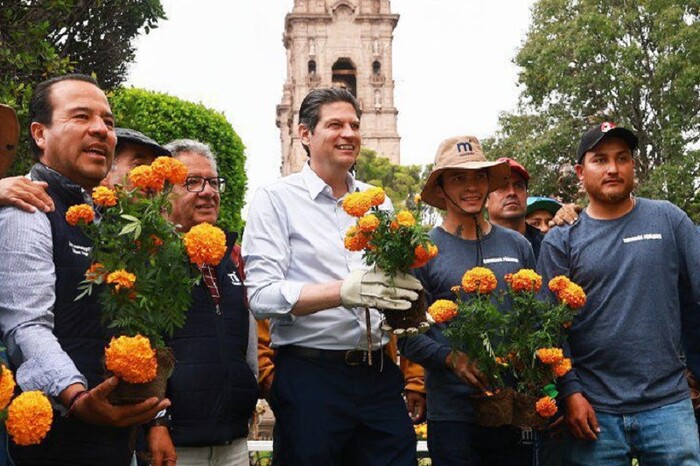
[340, 269, 422, 310]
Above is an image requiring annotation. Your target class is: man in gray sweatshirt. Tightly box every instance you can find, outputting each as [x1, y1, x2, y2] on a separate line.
[538, 122, 700, 465]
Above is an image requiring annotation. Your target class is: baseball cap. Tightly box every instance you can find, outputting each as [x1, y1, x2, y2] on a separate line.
[497, 157, 530, 184]
[421, 135, 510, 210]
[116, 127, 171, 157]
[576, 122, 638, 164]
[526, 196, 562, 217]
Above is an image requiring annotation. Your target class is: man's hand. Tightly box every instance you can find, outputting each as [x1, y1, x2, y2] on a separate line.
[261, 374, 274, 401]
[69, 377, 171, 427]
[548, 203, 582, 228]
[340, 269, 422, 310]
[564, 392, 600, 440]
[405, 390, 426, 423]
[0, 176, 54, 213]
[147, 426, 177, 466]
[445, 350, 488, 392]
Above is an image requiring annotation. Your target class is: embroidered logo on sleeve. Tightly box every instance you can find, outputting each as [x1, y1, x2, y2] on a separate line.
[228, 270, 242, 286]
[483, 256, 520, 264]
[69, 241, 91, 257]
[622, 233, 663, 244]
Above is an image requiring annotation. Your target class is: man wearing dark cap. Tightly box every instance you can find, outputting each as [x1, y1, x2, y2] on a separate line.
[104, 128, 171, 187]
[525, 197, 562, 234]
[538, 122, 700, 464]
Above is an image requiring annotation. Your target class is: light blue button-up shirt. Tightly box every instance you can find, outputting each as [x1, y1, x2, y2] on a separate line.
[243, 163, 391, 350]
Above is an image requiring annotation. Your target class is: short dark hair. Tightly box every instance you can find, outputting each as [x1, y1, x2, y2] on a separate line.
[28, 74, 100, 159]
[298, 87, 361, 157]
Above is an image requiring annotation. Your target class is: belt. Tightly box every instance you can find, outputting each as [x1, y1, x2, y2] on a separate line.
[277, 345, 383, 366]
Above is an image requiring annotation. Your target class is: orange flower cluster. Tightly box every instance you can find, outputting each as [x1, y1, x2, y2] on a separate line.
[150, 156, 189, 186]
[428, 299, 458, 324]
[65, 204, 95, 226]
[536, 347, 564, 365]
[0, 365, 16, 410]
[344, 226, 370, 251]
[535, 396, 558, 418]
[183, 222, 227, 266]
[396, 210, 415, 227]
[366, 186, 386, 207]
[548, 276, 587, 309]
[105, 335, 158, 384]
[410, 243, 438, 268]
[6, 391, 53, 446]
[461, 267, 498, 294]
[85, 262, 107, 282]
[92, 186, 118, 207]
[342, 192, 373, 218]
[357, 214, 380, 233]
[106, 269, 136, 292]
[553, 358, 572, 377]
[505, 269, 542, 293]
[128, 165, 165, 192]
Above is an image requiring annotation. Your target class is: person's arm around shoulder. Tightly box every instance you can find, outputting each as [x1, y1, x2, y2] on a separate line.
[548, 203, 582, 228]
[0, 176, 54, 213]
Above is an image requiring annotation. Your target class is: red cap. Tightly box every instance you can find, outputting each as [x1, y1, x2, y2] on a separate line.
[496, 157, 530, 183]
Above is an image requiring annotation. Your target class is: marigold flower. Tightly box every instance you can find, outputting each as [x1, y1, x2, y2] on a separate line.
[344, 226, 370, 252]
[106, 269, 136, 292]
[427, 299, 458, 324]
[92, 186, 117, 207]
[128, 165, 164, 192]
[151, 156, 188, 186]
[536, 396, 558, 418]
[396, 210, 415, 227]
[6, 391, 53, 446]
[461, 267, 498, 294]
[553, 358, 572, 377]
[410, 243, 438, 268]
[495, 356, 509, 367]
[0, 365, 16, 410]
[390, 220, 399, 230]
[366, 186, 386, 207]
[414, 194, 421, 204]
[357, 214, 380, 233]
[505, 269, 542, 293]
[558, 282, 587, 309]
[105, 335, 157, 384]
[548, 276, 571, 293]
[65, 204, 95, 226]
[85, 262, 107, 282]
[342, 192, 372, 217]
[183, 222, 227, 266]
[536, 348, 564, 365]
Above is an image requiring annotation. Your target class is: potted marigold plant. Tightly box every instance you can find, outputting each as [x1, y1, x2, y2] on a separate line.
[428, 267, 586, 429]
[0, 363, 53, 446]
[66, 157, 227, 404]
[342, 188, 438, 336]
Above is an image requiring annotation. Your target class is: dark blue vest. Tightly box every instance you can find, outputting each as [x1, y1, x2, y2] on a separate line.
[166, 234, 259, 447]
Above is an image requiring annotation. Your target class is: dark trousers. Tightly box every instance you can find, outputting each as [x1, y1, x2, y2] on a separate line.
[270, 350, 417, 466]
[427, 420, 533, 466]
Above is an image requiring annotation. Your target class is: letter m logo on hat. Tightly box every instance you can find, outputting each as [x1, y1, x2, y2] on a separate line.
[456, 141, 473, 154]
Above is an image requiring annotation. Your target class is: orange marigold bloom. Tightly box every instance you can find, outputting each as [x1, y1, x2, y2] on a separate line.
[548, 276, 571, 294]
[535, 396, 558, 418]
[151, 156, 188, 185]
[91, 186, 117, 207]
[65, 204, 95, 226]
[410, 243, 438, 268]
[553, 358, 572, 377]
[461, 267, 498, 294]
[495, 356, 509, 367]
[6, 391, 53, 446]
[342, 192, 372, 217]
[0, 365, 16, 411]
[396, 210, 416, 227]
[183, 222, 227, 266]
[128, 165, 165, 192]
[558, 282, 587, 309]
[536, 348, 564, 365]
[105, 335, 157, 384]
[428, 299, 458, 324]
[106, 269, 136, 292]
[366, 186, 386, 207]
[506, 269, 542, 293]
[344, 226, 370, 252]
[357, 214, 380, 233]
[150, 235, 164, 247]
[85, 262, 107, 282]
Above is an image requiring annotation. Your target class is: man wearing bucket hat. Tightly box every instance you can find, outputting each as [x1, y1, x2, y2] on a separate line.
[538, 122, 700, 464]
[526, 197, 562, 234]
[399, 135, 536, 466]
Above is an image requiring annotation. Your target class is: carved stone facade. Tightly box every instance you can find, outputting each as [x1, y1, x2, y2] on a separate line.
[277, 0, 401, 175]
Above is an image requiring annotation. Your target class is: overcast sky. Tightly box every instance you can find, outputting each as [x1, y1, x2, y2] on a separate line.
[126, 0, 535, 217]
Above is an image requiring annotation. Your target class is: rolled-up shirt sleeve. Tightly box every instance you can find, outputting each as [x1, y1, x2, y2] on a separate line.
[0, 207, 86, 396]
[242, 188, 300, 321]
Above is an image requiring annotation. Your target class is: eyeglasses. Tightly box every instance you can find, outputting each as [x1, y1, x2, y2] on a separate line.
[184, 176, 227, 193]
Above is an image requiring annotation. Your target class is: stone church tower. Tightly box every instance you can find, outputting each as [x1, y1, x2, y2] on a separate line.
[276, 0, 401, 175]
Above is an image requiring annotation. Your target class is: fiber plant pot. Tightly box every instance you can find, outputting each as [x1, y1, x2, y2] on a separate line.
[381, 289, 430, 338]
[512, 391, 551, 430]
[107, 348, 175, 405]
[470, 387, 515, 427]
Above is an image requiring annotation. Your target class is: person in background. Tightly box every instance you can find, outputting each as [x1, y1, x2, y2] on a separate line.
[525, 197, 562, 234]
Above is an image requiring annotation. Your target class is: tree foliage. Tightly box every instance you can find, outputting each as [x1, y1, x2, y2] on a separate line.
[110, 88, 247, 234]
[1, 0, 165, 174]
[354, 148, 427, 208]
[486, 0, 700, 217]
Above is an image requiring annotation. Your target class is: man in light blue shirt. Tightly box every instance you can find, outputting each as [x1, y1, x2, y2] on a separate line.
[243, 87, 422, 465]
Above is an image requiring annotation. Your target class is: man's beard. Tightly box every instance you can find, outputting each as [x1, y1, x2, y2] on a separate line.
[585, 178, 634, 205]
